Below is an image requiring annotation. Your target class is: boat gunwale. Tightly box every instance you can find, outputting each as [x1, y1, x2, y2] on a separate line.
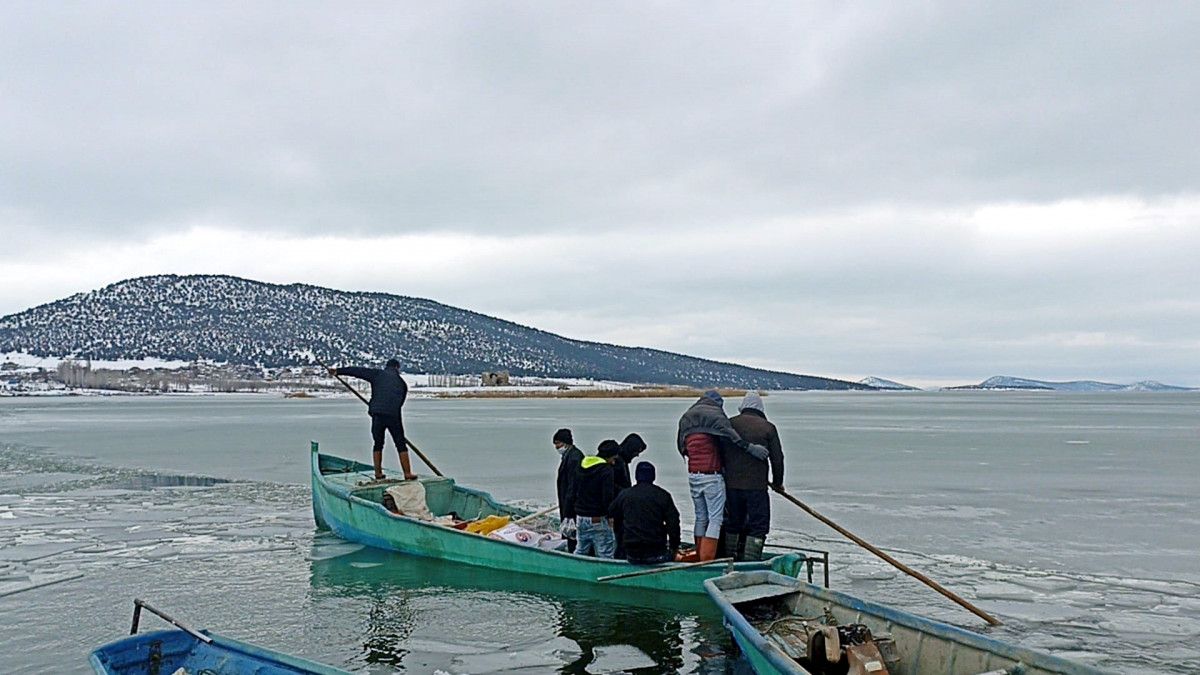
[704, 571, 1112, 675]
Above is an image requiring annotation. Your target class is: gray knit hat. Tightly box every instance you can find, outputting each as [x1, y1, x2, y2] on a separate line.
[739, 391, 765, 413]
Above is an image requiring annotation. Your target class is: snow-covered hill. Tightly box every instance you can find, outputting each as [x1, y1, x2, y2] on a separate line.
[945, 375, 1195, 392]
[858, 376, 921, 391]
[0, 275, 871, 390]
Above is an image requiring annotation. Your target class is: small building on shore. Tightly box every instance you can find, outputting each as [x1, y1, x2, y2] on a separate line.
[480, 370, 510, 386]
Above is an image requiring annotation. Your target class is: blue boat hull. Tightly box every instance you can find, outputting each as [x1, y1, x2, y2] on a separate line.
[90, 629, 350, 674]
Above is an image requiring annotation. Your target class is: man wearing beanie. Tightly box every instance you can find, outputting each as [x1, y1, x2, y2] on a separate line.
[329, 358, 414, 481]
[563, 440, 620, 558]
[677, 389, 770, 561]
[553, 428, 585, 553]
[727, 391, 785, 561]
[608, 461, 681, 564]
[610, 433, 647, 559]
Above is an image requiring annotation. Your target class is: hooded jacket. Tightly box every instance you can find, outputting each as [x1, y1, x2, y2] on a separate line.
[612, 434, 647, 493]
[728, 408, 784, 490]
[337, 365, 408, 416]
[676, 396, 753, 473]
[564, 456, 615, 519]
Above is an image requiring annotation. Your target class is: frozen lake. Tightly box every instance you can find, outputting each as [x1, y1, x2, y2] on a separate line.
[1, 391, 1197, 673]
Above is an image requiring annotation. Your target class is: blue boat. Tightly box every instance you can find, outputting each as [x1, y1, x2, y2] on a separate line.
[704, 571, 1110, 675]
[90, 599, 349, 675]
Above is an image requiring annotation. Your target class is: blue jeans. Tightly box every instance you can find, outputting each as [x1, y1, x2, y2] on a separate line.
[689, 473, 726, 539]
[576, 517, 616, 558]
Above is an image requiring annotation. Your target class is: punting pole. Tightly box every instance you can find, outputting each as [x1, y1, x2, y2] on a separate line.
[314, 355, 444, 477]
[512, 503, 559, 526]
[772, 486, 1002, 626]
[596, 557, 734, 583]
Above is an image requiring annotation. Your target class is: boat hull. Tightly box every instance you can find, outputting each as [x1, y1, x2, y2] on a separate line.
[705, 571, 1110, 675]
[310, 442, 806, 595]
[90, 629, 350, 674]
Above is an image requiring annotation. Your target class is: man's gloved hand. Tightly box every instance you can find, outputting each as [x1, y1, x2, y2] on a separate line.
[771, 481, 784, 492]
[747, 443, 769, 461]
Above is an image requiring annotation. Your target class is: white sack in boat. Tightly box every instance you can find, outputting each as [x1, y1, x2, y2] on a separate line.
[385, 482, 435, 521]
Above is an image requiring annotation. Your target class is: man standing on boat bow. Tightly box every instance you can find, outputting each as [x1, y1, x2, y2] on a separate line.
[329, 359, 416, 481]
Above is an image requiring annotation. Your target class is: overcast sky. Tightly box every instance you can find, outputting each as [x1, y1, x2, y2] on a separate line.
[2, 2, 1198, 387]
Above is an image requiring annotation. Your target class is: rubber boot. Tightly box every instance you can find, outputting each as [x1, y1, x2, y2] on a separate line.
[742, 536, 766, 562]
[698, 536, 719, 562]
[723, 532, 744, 561]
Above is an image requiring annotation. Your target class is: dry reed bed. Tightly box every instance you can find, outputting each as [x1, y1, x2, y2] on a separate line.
[435, 387, 759, 399]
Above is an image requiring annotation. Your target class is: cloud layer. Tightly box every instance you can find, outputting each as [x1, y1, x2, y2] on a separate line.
[2, 3, 1198, 385]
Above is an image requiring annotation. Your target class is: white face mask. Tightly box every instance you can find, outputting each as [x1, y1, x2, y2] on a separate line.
[555, 443, 566, 456]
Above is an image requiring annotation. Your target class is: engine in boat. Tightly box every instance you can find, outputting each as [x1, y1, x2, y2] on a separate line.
[743, 602, 901, 675]
[806, 623, 899, 675]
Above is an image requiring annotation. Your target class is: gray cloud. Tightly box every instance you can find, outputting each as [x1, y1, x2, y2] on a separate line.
[2, 3, 1199, 385]
[4, 3, 1199, 240]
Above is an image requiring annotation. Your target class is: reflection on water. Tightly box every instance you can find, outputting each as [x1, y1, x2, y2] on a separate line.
[308, 542, 734, 673]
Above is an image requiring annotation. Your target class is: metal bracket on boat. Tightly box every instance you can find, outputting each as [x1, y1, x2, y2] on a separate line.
[130, 598, 213, 644]
[765, 543, 831, 587]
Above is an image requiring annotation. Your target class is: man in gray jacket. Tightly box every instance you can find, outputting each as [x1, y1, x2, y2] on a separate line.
[330, 358, 415, 481]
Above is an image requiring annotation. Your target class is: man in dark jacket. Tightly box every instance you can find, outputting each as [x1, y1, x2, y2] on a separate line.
[553, 428, 584, 552]
[612, 433, 647, 494]
[564, 440, 620, 558]
[330, 359, 414, 481]
[727, 391, 785, 561]
[608, 461, 680, 564]
[677, 390, 769, 561]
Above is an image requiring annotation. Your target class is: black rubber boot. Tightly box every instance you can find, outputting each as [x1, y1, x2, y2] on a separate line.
[742, 535, 766, 562]
[723, 532, 744, 560]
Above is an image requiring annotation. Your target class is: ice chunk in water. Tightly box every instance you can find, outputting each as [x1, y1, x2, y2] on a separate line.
[974, 582, 1037, 602]
[588, 644, 657, 673]
[306, 542, 364, 561]
[448, 637, 580, 673]
[846, 565, 896, 581]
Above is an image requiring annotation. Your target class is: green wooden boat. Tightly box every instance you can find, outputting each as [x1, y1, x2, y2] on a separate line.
[704, 571, 1110, 675]
[310, 441, 807, 595]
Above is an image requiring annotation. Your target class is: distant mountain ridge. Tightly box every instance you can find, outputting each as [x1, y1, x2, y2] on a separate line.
[945, 375, 1195, 392]
[0, 275, 872, 390]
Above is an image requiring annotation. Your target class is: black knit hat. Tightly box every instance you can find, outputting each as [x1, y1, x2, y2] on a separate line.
[385, 358, 400, 370]
[597, 439, 620, 459]
[552, 428, 573, 445]
[635, 461, 656, 483]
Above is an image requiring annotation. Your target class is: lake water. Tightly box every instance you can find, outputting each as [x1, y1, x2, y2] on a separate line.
[1, 392, 1197, 673]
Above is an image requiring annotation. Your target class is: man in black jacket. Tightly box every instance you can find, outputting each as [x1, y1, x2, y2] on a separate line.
[553, 428, 584, 552]
[726, 392, 785, 561]
[330, 359, 414, 481]
[608, 462, 680, 564]
[564, 440, 620, 558]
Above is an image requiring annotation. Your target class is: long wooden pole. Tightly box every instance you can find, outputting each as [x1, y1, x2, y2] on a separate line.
[596, 557, 734, 583]
[772, 487, 1002, 626]
[512, 503, 559, 526]
[314, 356, 444, 477]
